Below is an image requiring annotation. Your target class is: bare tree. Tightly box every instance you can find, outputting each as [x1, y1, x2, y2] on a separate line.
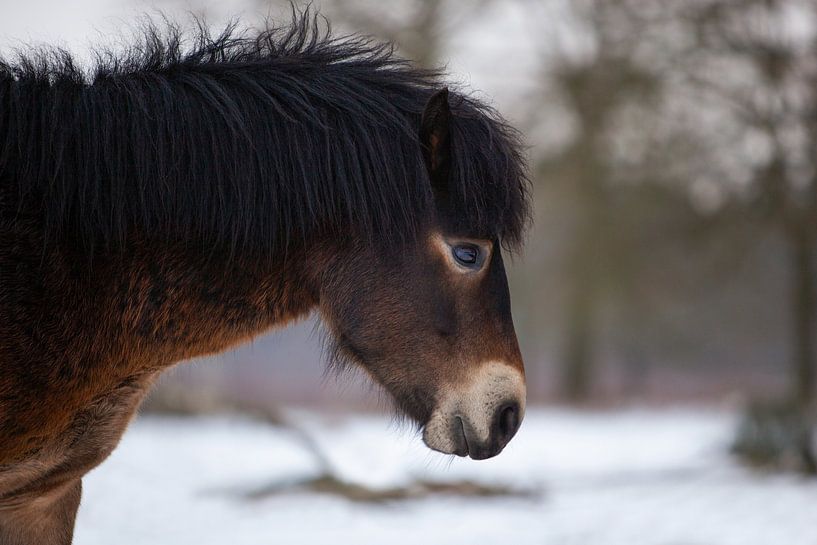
[666, 0, 817, 471]
[317, 0, 494, 70]
[682, 0, 817, 407]
[534, 0, 669, 401]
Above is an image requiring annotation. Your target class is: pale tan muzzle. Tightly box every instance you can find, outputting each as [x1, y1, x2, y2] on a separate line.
[422, 360, 526, 459]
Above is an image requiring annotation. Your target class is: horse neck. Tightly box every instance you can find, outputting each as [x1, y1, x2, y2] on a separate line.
[103, 236, 323, 366]
[0, 223, 324, 464]
[20, 231, 325, 377]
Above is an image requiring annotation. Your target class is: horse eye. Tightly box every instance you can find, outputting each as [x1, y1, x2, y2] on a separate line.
[452, 245, 480, 267]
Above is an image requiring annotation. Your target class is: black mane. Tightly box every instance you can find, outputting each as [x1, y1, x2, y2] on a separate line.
[0, 11, 529, 257]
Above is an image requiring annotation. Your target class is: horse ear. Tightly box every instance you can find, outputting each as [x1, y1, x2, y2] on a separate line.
[420, 88, 451, 192]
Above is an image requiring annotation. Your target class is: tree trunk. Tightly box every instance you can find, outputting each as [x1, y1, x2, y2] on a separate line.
[790, 224, 816, 407]
[561, 247, 597, 402]
[788, 222, 816, 474]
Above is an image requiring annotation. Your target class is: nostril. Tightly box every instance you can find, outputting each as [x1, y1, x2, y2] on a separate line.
[497, 402, 520, 442]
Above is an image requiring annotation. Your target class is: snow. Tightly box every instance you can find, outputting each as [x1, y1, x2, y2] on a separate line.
[75, 407, 817, 545]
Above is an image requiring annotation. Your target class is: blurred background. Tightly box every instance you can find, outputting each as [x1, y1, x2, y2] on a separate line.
[2, 0, 817, 543]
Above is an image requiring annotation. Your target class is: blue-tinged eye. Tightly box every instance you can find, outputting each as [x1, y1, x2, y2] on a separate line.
[453, 245, 479, 266]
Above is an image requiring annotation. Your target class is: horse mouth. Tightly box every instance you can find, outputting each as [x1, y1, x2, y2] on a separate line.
[452, 416, 469, 457]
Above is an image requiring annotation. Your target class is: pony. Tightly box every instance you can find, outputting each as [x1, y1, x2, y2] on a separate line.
[0, 12, 530, 544]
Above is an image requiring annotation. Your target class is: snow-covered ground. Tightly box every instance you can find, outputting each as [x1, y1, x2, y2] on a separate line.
[75, 407, 817, 545]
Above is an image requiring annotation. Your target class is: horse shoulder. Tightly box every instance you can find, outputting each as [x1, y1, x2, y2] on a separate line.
[0, 372, 155, 509]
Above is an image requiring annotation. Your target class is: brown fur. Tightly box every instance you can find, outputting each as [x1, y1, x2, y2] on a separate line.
[0, 201, 323, 541]
[0, 211, 524, 543]
[0, 85, 527, 543]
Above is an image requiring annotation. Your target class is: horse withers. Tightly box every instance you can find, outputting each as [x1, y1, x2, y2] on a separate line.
[0, 15, 530, 544]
